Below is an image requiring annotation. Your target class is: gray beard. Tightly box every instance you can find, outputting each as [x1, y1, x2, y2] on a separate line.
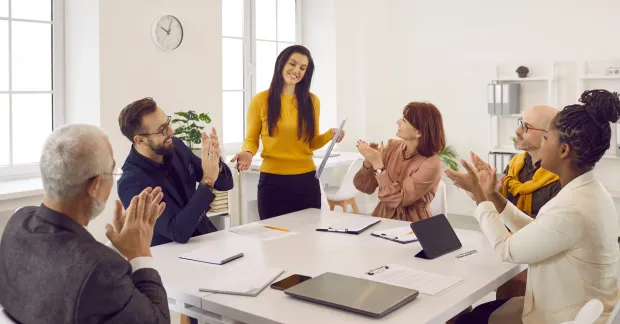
[89, 199, 106, 221]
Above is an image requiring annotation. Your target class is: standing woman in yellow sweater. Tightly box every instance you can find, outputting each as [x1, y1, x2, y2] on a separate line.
[230, 45, 344, 220]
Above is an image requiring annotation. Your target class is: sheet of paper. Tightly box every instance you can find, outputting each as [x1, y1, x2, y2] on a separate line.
[315, 118, 346, 179]
[318, 217, 380, 232]
[363, 264, 463, 296]
[372, 225, 418, 242]
[230, 223, 299, 241]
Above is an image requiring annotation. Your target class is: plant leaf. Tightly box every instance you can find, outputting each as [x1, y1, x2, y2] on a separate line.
[199, 113, 212, 123]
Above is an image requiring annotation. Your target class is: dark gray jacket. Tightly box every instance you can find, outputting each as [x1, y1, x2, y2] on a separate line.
[0, 204, 170, 323]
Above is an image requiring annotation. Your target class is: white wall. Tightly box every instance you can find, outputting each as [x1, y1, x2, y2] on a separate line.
[305, 0, 620, 217]
[65, 0, 222, 241]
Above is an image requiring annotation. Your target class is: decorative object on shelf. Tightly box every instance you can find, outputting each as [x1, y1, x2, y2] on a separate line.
[151, 15, 184, 51]
[516, 66, 529, 78]
[438, 145, 459, 171]
[487, 82, 521, 115]
[172, 110, 212, 150]
[605, 67, 620, 76]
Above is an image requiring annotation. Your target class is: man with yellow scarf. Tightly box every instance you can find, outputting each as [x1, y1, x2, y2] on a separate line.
[496, 104, 561, 301]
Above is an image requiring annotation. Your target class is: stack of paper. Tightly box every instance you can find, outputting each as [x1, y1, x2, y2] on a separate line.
[210, 189, 228, 213]
[179, 247, 243, 265]
[199, 267, 284, 296]
[230, 223, 299, 241]
[362, 264, 463, 296]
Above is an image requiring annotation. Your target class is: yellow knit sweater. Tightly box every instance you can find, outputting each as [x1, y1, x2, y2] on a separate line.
[241, 90, 333, 175]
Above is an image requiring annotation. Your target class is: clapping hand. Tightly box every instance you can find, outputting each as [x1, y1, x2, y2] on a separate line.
[356, 139, 384, 169]
[106, 187, 166, 260]
[208, 127, 221, 160]
[445, 152, 498, 202]
[201, 132, 220, 186]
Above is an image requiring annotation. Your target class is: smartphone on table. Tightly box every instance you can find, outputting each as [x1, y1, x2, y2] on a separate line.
[270, 274, 312, 291]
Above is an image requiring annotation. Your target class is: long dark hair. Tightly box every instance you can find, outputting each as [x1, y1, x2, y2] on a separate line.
[267, 45, 316, 143]
[555, 89, 620, 170]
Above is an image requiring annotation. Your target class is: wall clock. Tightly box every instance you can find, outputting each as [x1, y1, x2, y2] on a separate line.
[151, 15, 183, 51]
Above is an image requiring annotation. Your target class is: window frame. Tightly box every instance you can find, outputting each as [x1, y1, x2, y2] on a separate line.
[222, 0, 302, 153]
[0, 0, 65, 180]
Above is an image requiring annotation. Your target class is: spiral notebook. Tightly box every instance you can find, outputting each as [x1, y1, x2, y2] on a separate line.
[198, 268, 284, 297]
[179, 248, 244, 265]
[315, 118, 347, 179]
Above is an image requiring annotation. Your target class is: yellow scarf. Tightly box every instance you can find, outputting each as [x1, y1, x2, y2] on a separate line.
[501, 152, 559, 215]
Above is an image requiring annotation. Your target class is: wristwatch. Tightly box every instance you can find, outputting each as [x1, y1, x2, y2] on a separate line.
[375, 167, 385, 175]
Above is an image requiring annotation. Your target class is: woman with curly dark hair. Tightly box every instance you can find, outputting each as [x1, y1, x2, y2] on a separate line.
[447, 89, 620, 323]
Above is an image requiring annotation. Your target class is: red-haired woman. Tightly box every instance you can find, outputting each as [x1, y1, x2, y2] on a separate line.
[354, 102, 446, 222]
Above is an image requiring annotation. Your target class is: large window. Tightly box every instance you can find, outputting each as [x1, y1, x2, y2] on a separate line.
[222, 0, 300, 149]
[0, 0, 64, 179]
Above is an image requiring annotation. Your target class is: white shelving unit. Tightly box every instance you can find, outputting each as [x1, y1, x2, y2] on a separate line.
[488, 63, 558, 161]
[577, 60, 620, 159]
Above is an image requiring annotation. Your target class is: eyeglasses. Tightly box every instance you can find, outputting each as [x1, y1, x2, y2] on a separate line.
[139, 116, 171, 137]
[88, 169, 123, 182]
[518, 118, 546, 133]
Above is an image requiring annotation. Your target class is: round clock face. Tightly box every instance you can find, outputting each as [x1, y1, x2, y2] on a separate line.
[152, 15, 183, 50]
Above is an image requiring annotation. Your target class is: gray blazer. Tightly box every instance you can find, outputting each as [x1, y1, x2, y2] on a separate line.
[0, 205, 170, 324]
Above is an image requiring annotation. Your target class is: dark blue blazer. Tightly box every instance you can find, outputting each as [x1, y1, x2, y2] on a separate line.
[117, 137, 233, 246]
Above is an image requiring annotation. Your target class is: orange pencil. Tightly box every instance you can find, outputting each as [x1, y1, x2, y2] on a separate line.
[264, 225, 289, 232]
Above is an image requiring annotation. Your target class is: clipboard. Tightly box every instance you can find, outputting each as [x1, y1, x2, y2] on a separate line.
[316, 217, 380, 234]
[315, 118, 347, 179]
[370, 225, 418, 244]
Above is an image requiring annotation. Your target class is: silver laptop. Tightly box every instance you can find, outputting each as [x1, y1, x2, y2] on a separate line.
[284, 272, 418, 318]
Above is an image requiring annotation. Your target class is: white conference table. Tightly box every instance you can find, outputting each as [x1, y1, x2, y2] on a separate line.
[151, 209, 525, 324]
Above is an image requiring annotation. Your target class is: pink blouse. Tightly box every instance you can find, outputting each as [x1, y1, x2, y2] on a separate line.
[353, 140, 442, 222]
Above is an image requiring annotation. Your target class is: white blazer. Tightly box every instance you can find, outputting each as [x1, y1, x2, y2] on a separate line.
[475, 171, 619, 324]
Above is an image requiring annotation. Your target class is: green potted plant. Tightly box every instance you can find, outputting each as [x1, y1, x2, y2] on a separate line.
[171, 110, 211, 150]
[438, 145, 459, 171]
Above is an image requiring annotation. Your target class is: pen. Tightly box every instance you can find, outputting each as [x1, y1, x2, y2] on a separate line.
[366, 265, 390, 275]
[456, 250, 477, 258]
[264, 225, 289, 232]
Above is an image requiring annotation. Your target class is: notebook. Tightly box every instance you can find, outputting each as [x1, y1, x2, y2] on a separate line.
[284, 272, 418, 318]
[316, 217, 380, 234]
[199, 268, 284, 296]
[371, 225, 418, 244]
[179, 248, 244, 265]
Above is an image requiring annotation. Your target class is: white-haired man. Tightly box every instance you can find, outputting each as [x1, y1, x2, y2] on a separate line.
[0, 124, 170, 323]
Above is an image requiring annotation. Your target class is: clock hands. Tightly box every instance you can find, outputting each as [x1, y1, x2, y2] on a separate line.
[168, 18, 173, 33]
[160, 26, 170, 36]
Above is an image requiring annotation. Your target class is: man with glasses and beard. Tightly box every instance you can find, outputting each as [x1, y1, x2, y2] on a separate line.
[117, 97, 233, 247]
[495, 105, 561, 301]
